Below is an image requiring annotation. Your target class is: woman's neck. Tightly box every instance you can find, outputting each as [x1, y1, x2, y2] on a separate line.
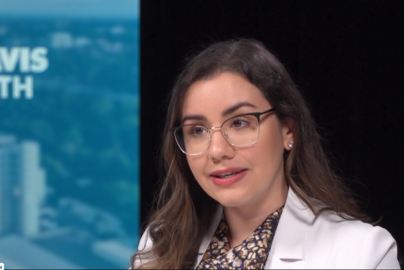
[223, 181, 288, 248]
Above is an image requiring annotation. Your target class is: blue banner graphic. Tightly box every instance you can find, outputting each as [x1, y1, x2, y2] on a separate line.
[0, 1, 140, 268]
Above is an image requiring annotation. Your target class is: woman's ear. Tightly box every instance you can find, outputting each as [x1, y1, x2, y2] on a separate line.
[282, 117, 295, 150]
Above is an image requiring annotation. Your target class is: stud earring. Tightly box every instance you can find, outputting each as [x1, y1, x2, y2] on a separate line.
[288, 141, 293, 149]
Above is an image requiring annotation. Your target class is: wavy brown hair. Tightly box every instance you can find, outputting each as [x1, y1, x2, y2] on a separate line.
[132, 39, 370, 269]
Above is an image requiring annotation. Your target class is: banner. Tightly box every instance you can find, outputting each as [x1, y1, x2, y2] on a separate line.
[0, 1, 140, 268]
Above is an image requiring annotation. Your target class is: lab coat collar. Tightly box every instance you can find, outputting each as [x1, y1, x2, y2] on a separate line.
[265, 187, 313, 268]
[195, 187, 314, 269]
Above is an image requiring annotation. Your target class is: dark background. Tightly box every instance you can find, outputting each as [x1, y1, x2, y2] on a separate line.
[140, 0, 404, 255]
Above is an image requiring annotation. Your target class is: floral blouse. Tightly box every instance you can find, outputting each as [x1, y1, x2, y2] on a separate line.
[196, 207, 283, 269]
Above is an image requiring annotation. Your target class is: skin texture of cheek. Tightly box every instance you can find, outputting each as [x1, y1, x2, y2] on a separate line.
[187, 125, 286, 209]
[225, 140, 285, 207]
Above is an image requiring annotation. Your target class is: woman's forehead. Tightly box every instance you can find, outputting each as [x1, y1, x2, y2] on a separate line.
[181, 72, 269, 119]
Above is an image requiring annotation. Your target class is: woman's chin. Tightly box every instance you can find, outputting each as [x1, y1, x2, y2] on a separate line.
[215, 193, 248, 208]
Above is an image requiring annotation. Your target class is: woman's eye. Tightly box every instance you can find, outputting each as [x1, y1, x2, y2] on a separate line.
[190, 126, 207, 136]
[231, 119, 249, 128]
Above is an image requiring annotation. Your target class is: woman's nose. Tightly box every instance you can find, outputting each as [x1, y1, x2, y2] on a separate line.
[208, 128, 235, 161]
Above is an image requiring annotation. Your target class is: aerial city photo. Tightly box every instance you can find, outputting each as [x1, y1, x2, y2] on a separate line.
[0, 1, 140, 268]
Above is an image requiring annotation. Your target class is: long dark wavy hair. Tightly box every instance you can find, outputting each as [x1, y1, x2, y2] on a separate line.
[132, 38, 370, 269]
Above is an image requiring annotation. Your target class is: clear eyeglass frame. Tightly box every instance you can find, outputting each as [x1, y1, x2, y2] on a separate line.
[170, 108, 276, 155]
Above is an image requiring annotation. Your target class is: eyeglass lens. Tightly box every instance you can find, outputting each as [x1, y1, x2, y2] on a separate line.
[175, 114, 260, 155]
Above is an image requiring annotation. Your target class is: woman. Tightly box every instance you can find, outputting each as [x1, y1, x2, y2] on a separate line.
[132, 39, 399, 269]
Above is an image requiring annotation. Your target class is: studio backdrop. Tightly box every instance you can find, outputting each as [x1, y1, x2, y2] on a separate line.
[139, 0, 404, 256]
[0, 1, 140, 269]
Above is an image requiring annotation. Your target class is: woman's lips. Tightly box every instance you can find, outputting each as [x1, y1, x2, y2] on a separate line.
[210, 168, 248, 187]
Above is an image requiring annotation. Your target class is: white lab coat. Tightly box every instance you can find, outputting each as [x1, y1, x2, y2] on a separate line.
[135, 188, 400, 269]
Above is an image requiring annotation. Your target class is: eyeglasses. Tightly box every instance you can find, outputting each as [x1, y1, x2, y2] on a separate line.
[170, 108, 276, 155]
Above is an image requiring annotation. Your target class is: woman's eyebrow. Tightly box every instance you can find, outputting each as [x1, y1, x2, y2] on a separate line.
[222, 102, 257, 117]
[181, 102, 257, 124]
[182, 114, 206, 124]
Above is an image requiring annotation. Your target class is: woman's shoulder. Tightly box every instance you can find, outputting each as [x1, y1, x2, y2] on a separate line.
[285, 188, 398, 248]
[311, 209, 394, 241]
[281, 190, 400, 268]
[132, 228, 154, 269]
[301, 191, 394, 241]
[306, 209, 399, 268]
[137, 227, 153, 251]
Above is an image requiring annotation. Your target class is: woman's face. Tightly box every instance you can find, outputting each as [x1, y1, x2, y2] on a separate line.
[181, 72, 293, 210]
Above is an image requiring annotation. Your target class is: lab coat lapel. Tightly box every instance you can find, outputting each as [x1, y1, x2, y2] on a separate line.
[195, 204, 223, 269]
[265, 188, 312, 269]
[195, 188, 312, 269]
